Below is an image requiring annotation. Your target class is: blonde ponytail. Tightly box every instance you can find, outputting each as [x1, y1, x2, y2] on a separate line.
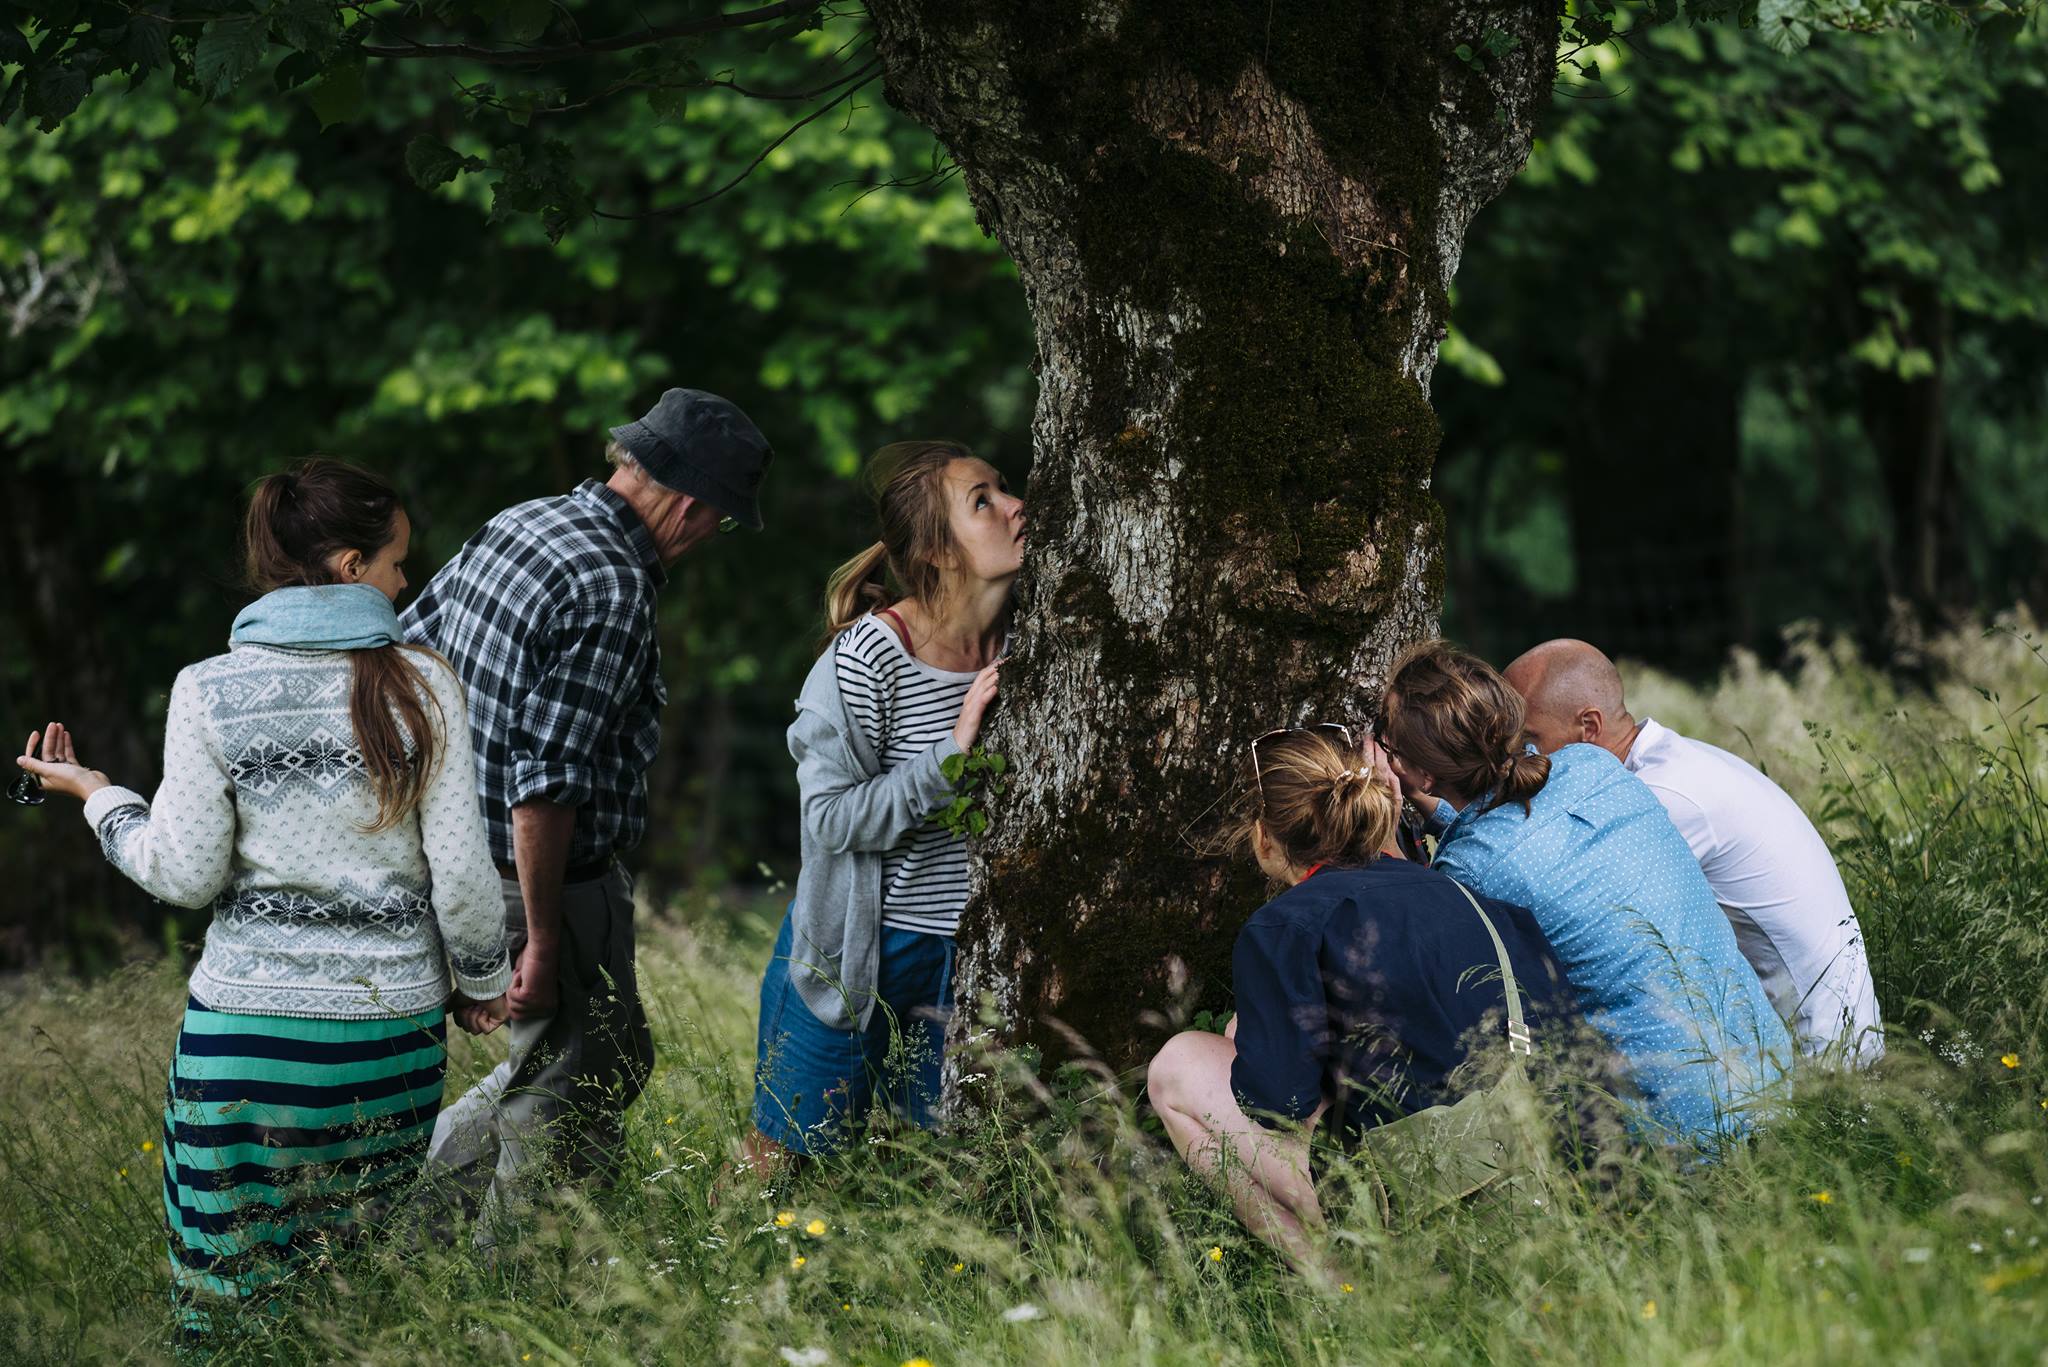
[1233, 728, 1399, 870]
[824, 540, 892, 639]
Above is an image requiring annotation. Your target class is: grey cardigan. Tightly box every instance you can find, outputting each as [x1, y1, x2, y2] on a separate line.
[785, 637, 964, 1030]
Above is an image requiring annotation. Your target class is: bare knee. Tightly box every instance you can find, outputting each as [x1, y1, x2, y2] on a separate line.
[1147, 1029, 1222, 1114]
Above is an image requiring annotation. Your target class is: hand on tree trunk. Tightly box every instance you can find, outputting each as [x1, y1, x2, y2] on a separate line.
[951, 660, 1002, 752]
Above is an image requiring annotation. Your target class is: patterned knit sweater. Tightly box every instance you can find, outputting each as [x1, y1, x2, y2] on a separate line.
[80, 642, 513, 1019]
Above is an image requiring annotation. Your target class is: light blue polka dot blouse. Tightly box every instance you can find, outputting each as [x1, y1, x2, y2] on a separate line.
[1433, 744, 1792, 1148]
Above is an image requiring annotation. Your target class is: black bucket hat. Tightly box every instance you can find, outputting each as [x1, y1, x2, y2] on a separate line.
[608, 388, 774, 531]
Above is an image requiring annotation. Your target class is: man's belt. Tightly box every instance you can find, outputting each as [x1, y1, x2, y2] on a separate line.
[495, 857, 617, 886]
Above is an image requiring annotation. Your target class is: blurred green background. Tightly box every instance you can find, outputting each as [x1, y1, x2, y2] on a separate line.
[3, 16, 2042, 970]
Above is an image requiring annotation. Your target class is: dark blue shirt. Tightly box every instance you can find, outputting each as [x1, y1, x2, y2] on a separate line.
[1228, 858, 1576, 1146]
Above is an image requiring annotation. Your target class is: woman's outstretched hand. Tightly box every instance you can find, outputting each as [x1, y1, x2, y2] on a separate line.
[451, 992, 509, 1035]
[17, 723, 110, 802]
[951, 659, 1004, 752]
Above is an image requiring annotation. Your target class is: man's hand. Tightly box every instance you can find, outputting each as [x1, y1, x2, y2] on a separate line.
[452, 992, 510, 1035]
[507, 798, 575, 1021]
[507, 941, 559, 1020]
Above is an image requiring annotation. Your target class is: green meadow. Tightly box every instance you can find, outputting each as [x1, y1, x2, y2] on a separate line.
[4, 617, 2046, 1366]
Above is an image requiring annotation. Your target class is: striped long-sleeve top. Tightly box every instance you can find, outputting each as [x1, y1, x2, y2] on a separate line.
[831, 614, 982, 937]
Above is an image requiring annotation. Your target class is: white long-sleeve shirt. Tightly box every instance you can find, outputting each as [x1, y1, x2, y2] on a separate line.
[82, 643, 511, 1019]
[1623, 718, 1883, 1065]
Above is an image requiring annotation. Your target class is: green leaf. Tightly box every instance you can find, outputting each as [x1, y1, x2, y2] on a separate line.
[940, 753, 966, 783]
[275, 0, 341, 55]
[0, 71, 23, 126]
[0, 21, 31, 66]
[119, 16, 171, 74]
[1758, 0, 1813, 57]
[404, 134, 482, 188]
[274, 49, 324, 92]
[966, 808, 987, 837]
[986, 751, 1007, 775]
[647, 85, 688, 124]
[500, 0, 553, 44]
[194, 16, 268, 99]
[26, 63, 90, 132]
[304, 57, 364, 128]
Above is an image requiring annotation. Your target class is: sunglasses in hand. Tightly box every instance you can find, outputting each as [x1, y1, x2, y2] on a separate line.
[10, 736, 44, 807]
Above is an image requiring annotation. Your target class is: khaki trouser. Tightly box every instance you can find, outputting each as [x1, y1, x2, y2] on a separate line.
[426, 865, 653, 1248]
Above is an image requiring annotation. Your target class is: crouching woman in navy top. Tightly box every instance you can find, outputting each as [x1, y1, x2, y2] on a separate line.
[1146, 725, 1575, 1272]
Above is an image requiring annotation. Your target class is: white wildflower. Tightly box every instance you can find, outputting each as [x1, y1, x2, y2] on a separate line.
[778, 1348, 830, 1367]
[1002, 1303, 1047, 1324]
[1903, 1247, 1932, 1264]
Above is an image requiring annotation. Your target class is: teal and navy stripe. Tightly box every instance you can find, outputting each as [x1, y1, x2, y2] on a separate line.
[161, 997, 445, 1327]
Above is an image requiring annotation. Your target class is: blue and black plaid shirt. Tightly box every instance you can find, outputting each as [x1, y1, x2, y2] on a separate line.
[401, 480, 667, 868]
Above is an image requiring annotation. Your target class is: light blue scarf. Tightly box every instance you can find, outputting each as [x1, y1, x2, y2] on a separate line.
[229, 584, 401, 651]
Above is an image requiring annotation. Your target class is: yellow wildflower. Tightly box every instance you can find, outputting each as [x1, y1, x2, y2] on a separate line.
[522, 1356, 532, 1363]
[806, 1218, 827, 1237]
[141, 1140, 155, 1153]
[1641, 1299, 1657, 1319]
[791, 1255, 807, 1270]
[117, 1167, 127, 1178]
[665, 1114, 676, 1125]
[1207, 1246, 1224, 1263]
[949, 1262, 965, 1275]
[2002, 1053, 2021, 1069]
[1810, 1191, 1834, 1205]
[902, 1359, 934, 1367]
[841, 1302, 852, 1311]
[653, 1147, 664, 1159]
[775, 1211, 796, 1228]
[1340, 1283, 1354, 1294]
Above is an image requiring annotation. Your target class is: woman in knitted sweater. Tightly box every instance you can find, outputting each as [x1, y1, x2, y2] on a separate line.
[15, 458, 511, 1337]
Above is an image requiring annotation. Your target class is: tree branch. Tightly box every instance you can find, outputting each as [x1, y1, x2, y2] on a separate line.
[593, 59, 881, 219]
[359, 0, 819, 66]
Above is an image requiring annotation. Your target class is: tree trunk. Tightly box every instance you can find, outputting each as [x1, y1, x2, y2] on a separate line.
[864, 1, 1556, 1079]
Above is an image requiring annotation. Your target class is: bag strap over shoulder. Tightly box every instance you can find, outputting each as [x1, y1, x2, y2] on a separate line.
[1445, 877, 1534, 1056]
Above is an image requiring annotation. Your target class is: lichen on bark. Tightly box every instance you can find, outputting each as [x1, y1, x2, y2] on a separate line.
[864, 0, 1556, 1081]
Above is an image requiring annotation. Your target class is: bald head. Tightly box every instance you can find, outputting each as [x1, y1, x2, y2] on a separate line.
[1503, 638, 1638, 760]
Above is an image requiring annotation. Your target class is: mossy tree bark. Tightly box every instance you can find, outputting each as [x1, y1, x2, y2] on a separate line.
[864, 1, 1556, 1080]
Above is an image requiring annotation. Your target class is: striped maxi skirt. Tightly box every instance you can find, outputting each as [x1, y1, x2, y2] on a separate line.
[161, 996, 447, 1334]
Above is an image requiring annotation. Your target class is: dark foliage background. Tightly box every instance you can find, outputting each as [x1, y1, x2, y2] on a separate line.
[2, 11, 2041, 970]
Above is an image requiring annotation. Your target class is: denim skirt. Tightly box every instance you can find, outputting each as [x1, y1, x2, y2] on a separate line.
[751, 908, 955, 1154]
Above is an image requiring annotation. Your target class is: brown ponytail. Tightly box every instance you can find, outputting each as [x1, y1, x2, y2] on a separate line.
[821, 440, 982, 647]
[244, 457, 443, 832]
[1381, 639, 1552, 816]
[1230, 727, 1399, 871]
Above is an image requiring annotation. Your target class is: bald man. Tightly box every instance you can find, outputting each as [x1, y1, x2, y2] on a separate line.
[1503, 639, 1883, 1066]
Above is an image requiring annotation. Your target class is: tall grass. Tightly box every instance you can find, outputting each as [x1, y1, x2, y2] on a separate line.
[4, 619, 2046, 1365]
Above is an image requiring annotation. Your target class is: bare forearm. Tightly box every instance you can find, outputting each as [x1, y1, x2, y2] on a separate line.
[510, 799, 575, 950]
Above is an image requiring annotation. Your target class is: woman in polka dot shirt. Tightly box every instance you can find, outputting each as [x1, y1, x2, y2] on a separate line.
[1379, 641, 1791, 1150]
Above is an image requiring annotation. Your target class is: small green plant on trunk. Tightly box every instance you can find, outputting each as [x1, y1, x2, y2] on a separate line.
[938, 746, 1008, 838]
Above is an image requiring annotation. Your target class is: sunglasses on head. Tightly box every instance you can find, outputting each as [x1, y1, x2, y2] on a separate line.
[1251, 722, 1355, 814]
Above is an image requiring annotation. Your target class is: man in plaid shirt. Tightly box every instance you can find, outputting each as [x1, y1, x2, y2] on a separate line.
[404, 388, 772, 1243]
